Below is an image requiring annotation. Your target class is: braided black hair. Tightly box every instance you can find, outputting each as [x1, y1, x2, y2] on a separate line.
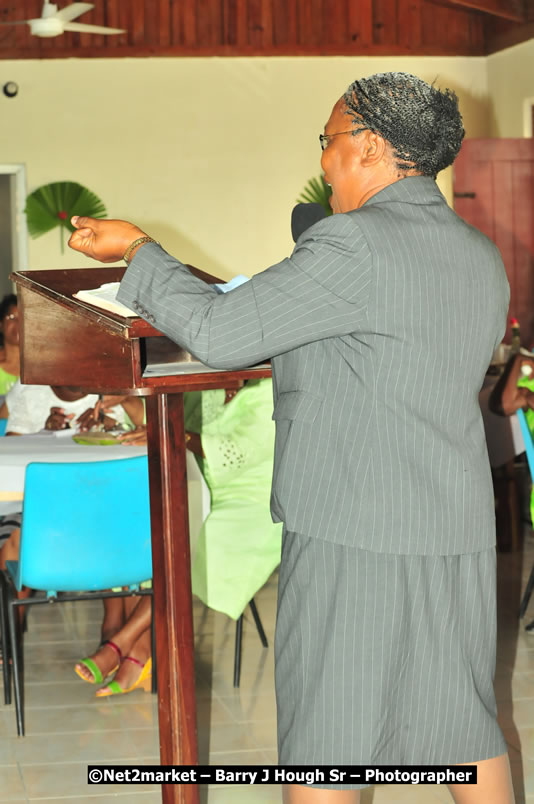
[343, 72, 465, 178]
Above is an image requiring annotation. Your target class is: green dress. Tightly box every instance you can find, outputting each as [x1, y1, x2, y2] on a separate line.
[188, 379, 282, 620]
[517, 373, 534, 522]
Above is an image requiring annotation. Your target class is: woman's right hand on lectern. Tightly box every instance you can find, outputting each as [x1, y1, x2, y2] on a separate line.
[68, 216, 146, 263]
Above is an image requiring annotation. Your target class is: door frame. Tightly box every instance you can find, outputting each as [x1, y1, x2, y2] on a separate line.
[523, 97, 534, 138]
[0, 163, 29, 288]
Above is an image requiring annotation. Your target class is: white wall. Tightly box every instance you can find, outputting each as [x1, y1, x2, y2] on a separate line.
[2, 55, 489, 278]
[487, 38, 534, 137]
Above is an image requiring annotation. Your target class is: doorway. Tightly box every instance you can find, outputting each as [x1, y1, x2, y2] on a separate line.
[0, 164, 28, 297]
[453, 139, 534, 347]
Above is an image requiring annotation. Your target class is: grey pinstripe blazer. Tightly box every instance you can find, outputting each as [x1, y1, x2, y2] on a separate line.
[118, 176, 509, 555]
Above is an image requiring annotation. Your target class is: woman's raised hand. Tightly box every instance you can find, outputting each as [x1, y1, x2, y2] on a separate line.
[68, 216, 146, 263]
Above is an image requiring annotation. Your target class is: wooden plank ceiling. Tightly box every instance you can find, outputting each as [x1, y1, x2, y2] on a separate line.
[0, 0, 532, 60]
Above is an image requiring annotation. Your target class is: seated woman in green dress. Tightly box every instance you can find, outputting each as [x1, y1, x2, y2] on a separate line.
[74, 377, 282, 696]
[187, 377, 283, 620]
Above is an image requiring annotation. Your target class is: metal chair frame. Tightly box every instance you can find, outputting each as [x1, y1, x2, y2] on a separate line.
[0, 455, 154, 736]
[0, 583, 156, 736]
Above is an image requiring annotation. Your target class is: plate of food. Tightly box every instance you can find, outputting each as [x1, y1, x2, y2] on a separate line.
[72, 430, 124, 446]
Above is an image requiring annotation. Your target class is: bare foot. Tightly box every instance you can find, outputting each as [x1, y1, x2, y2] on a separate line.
[97, 651, 151, 695]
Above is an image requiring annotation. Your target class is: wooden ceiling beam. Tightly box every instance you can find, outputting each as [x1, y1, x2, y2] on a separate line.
[444, 0, 525, 22]
[485, 20, 534, 53]
[0, 0, 497, 59]
[0, 41, 487, 59]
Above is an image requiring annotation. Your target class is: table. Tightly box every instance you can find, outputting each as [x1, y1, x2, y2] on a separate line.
[0, 434, 210, 563]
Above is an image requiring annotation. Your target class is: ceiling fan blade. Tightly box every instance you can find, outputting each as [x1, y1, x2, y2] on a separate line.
[62, 22, 125, 35]
[55, 3, 94, 23]
[0, 20, 30, 26]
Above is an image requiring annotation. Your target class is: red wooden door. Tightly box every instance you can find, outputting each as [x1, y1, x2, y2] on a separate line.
[454, 139, 534, 348]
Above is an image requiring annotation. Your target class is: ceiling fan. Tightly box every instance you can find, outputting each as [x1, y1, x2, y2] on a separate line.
[1, 2, 125, 38]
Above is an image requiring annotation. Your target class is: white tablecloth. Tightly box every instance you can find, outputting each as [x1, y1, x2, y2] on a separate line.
[0, 433, 210, 557]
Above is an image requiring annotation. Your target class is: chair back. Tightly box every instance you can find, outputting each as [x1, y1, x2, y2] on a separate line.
[15, 456, 152, 592]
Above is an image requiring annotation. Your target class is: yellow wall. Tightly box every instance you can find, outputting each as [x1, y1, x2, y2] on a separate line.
[3, 56, 489, 278]
[487, 38, 534, 137]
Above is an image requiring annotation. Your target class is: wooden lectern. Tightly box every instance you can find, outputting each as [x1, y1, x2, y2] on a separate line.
[12, 266, 271, 804]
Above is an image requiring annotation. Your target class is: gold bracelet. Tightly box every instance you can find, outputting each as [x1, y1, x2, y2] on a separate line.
[123, 236, 158, 265]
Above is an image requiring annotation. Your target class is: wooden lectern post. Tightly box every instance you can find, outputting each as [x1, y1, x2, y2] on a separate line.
[12, 267, 271, 804]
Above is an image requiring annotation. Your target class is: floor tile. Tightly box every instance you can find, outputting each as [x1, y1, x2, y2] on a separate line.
[0, 800, 28, 804]
[3, 542, 534, 803]
[0, 740, 16, 766]
[364, 786, 452, 803]
[215, 690, 277, 723]
[11, 730, 157, 766]
[0, 765, 26, 800]
[28, 797, 162, 804]
[237, 719, 278, 750]
[207, 749, 275, 766]
[205, 787, 281, 803]
[20, 758, 160, 798]
[21, 700, 158, 737]
[201, 721, 262, 755]
[26, 685, 156, 711]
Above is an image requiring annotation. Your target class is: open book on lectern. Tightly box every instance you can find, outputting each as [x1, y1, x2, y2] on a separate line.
[73, 275, 268, 378]
[73, 275, 251, 318]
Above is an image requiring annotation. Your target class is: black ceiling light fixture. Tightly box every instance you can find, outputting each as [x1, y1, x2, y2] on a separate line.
[3, 81, 19, 98]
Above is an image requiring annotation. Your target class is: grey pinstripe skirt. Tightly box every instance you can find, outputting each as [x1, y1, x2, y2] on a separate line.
[275, 531, 506, 789]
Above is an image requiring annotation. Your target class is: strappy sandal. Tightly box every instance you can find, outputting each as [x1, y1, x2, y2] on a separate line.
[96, 656, 152, 697]
[74, 640, 122, 684]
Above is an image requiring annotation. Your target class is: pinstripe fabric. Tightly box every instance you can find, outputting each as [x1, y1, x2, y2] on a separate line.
[275, 530, 506, 784]
[117, 176, 509, 555]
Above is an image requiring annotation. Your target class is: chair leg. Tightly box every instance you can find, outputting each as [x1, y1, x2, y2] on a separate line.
[233, 615, 243, 688]
[233, 600, 268, 688]
[520, 562, 534, 619]
[7, 592, 24, 736]
[249, 599, 268, 648]
[0, 573, 11, 705]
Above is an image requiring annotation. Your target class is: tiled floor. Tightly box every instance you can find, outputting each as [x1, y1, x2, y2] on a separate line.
[2, 536, 534, 803]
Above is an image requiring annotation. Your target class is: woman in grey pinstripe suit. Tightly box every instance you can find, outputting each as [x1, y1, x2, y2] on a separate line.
[69, 73, 514, 803]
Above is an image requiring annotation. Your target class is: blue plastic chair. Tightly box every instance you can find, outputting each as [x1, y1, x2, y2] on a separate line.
[517, 408, 534, 480]
[0, 418, 8, 436]
[517, 408, 534, 620]
[0, 455, 153, 735]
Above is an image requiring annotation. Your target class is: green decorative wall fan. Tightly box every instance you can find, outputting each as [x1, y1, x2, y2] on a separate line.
[25, 181, 107, 253]
[296, 176, 333, 216]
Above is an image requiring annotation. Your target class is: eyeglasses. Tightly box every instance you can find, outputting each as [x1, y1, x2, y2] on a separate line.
[319, 129, 365, 151]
